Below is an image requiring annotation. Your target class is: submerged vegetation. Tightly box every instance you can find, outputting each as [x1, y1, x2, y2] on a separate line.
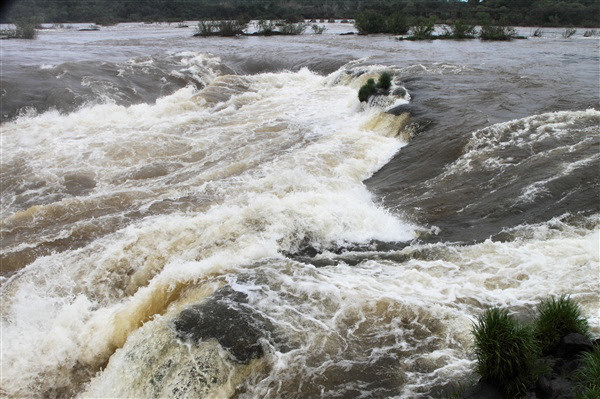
[195, 19, 247, 36]
[479, 25, 518, 40]
[470, 296, 598, 398]
[0, 18, 38, 39]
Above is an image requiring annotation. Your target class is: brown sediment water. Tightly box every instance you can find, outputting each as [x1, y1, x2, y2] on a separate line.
[1, 22, 598, 398]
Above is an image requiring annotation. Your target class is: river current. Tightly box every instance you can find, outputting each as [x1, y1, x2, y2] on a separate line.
[1, 22, 599, 398]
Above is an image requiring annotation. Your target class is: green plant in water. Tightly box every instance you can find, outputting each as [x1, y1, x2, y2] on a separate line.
[473, 308, 538, 396]
[574, 346, 600, 399]
[385, 12, 410, 35]
[358, 78, 377, 102]
[443, 20, 476, 39]
[279, 22, 307, 35]
[535, 295, 590, 355]
[354, 10, 386, 34]
[311, 24, 326, 34]
[410, 16, 435, 39]
[377, 72, 392, 90]
[562, 27, 577, 38]
[13, 18, 38, 39]
[256, 19, 277, 35]
[479, 25, 517, 40]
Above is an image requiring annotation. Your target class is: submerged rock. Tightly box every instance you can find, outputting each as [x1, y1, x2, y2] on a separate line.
[173, 286, 273, 364]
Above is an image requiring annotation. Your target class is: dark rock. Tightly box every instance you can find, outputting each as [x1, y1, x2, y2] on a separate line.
[339, 32, 355, 35]
[386, 103, 423, 117]
[560, 358, 582, 376]
[536, 374, 575, 399]
[173, 286, 273, 363]
[392, 87, 408, 98]
[556, 333, 593, 359]
[461, 380, 503, 399]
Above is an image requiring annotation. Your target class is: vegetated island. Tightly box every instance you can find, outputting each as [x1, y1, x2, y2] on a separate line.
[459, 295, 599, 399]
[2, 0, 599, 40]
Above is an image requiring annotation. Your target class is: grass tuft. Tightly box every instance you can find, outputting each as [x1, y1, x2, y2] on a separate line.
[358, 78, 377, 102]
[377, 72, 392, 90]
[574, 346, 600, 399]
[473, 308, 537, 396]
[535, 295, 590, 355]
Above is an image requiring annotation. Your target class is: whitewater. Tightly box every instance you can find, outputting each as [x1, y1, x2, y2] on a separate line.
[1, 23, 598, 398]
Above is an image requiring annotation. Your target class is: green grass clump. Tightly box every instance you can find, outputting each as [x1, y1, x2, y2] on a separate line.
[358, 78, 377, 102]
[574, 347, 600, 399]
[535, 295, 590, 355]
[473, 308, 537, 396]
[377, 72, 392, 90]
[358, 73, 393, 102]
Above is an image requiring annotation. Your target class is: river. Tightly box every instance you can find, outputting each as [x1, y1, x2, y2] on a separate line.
[1, 21, 599, 398]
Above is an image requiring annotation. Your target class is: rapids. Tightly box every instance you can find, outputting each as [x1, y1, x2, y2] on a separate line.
[1, 22, 598, 398]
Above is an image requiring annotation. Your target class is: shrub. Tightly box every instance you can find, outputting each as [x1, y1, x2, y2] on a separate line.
[574, 347, 600, 399]
[354, 10, 386, 34]
[256, 19, 277, 35]
[562, 28, 577, 38]
[279, 22, 307, 35]
[196, 20, 218, 36]
[311, 24, 326, 34]
[377, 72, 392, 90]
[479, 25, 517, 40]
[196, 19, 247, 36]
[532, 28, 544, 37]
[410, 17, 435, 40]
[535, 295, 590, 355]
[13, 18, 38, 39]
[443, 20, 476, 39]
[385, 12, 410, 35]
[358, 78, 377, 102]
[583, 29, 599, 37]
[472, 308, 537, 396]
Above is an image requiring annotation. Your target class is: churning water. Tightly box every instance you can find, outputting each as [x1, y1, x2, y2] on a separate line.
[1, 22, 599, 398]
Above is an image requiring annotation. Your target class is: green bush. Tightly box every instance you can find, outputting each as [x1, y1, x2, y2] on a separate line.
[479, 25, 517, 40]
[377, 72, 392, 90]
[196, 19, 247, 36]
[563, 27, 577, 38]
[354, 10, 386, 34]
[256, 19, 278, 35]
[385, 12, 410, 35]
[410, 16, 435, 40]
[535, 295, 590, 355]
[575, 347, 600, 399]
[311, 24, 326, 34]
[443, 20, 476, 39]
[358, 78, 377, 102]
[279, 22, 307, 35]
[473, 308, 537, 396]
[13, 18, 37, 39]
